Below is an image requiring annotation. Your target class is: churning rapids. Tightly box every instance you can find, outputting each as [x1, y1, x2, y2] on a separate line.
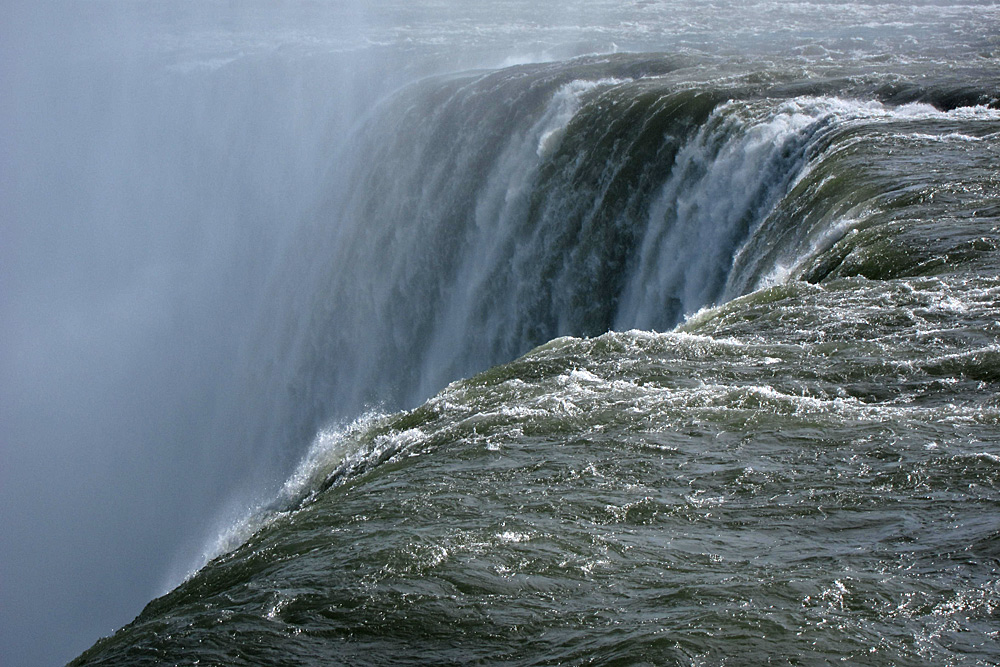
[70, 52, 1000, 665]
[5, 1, 998, 666]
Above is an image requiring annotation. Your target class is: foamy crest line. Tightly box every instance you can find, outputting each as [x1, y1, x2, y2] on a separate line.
[170, 411, 391, 586]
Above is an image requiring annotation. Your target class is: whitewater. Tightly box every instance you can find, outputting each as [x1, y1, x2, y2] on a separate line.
[2, 1, 999, 665]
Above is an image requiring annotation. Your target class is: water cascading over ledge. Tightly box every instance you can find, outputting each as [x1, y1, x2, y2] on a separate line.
[8, 1, 1000, 664]
[263, 54, 1000, 427]
[70, 50, 1000, 660]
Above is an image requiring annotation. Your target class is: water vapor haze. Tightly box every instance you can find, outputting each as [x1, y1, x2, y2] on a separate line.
[1, 2, 374, 663]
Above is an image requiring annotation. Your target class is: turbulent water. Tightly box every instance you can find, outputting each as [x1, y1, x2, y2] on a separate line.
[71, 55, 1000, 667]
[11, 1, 992, 665]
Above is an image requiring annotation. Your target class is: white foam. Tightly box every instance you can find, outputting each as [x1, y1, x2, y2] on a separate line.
[278, 411, 389, 505]
[756, 216, 862, 290]
[616, 96, 851, 329]
[536, 78, 629, 158]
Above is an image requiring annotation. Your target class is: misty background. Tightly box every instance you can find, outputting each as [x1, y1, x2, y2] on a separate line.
[2, 2, 370, 664]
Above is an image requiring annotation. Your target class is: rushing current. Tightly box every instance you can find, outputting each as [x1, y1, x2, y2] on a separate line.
[3, 1, 999, 665]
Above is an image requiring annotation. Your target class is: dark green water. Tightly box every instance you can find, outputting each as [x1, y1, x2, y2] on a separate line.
[72, 52, 1000, 665]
